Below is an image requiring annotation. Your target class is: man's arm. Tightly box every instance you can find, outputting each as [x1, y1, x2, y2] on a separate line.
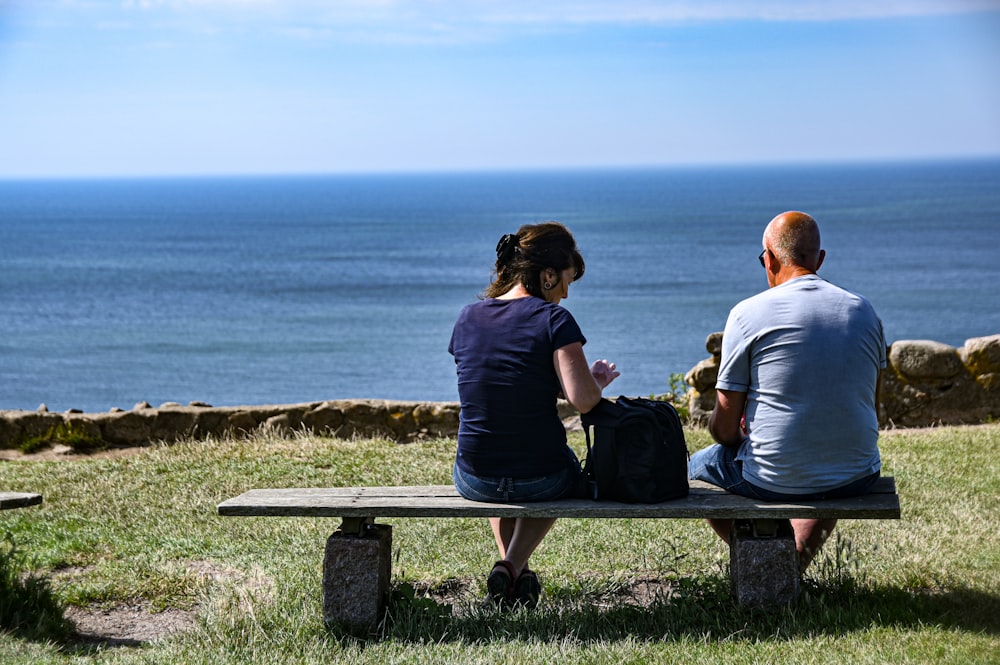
[875, 369, 882, 415]
[709, 388, 748, 446]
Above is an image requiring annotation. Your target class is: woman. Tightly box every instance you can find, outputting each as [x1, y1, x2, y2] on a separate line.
[448, 221, 620, 609]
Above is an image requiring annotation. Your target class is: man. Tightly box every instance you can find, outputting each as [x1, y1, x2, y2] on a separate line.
[689, 211, 886, 570]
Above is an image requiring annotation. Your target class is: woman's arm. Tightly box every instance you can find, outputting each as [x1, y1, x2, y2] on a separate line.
[554, 342, 618, 414]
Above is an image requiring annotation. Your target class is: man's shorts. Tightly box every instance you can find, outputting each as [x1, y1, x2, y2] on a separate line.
[688, 443, 880, 501]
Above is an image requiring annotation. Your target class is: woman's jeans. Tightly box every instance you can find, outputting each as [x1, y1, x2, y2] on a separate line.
[453, 461, 583, 503]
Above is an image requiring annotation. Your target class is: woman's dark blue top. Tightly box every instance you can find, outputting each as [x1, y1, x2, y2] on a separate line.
[448, 296, 586, 478]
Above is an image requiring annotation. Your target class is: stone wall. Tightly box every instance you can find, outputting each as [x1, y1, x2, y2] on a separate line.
[0, 400, 462, 451]
[684, 333, 1000, 428]
[0, 398, 583, 452]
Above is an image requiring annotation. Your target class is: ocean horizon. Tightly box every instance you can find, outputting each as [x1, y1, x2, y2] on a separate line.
[2, 158, 998, 413]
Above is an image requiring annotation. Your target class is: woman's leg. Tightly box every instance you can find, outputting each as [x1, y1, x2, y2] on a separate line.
[489, 516, 557, 575]
[489, 517, 514, 559]
[456, 463, 574, 580]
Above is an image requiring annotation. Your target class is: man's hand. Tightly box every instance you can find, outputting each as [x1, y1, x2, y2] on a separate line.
[709, 388, 748, 446]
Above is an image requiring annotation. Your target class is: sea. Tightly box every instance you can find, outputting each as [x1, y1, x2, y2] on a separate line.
[2, 159, 999, 413]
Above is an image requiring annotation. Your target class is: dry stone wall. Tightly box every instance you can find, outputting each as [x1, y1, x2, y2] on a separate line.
[0, 400, 462, 451]
[0, 398, 583, 451]
[3, 333, 996, 451]
[684, 333, 1000, 428]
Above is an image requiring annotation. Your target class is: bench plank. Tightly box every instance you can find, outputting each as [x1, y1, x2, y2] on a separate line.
[0, 492, 43, 511]
[218, 477, 899, 520]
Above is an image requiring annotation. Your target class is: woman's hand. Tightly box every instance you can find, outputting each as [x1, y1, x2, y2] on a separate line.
[590, 359, 620, 389]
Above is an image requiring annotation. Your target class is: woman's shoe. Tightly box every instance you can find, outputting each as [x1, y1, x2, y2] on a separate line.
[513, 568, 541, 609]
[486, 560, 517, 607]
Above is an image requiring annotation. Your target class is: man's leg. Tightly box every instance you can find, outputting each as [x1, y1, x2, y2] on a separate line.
[690, 444, 744, 545]
[709, 514, 839, 569]
[706, 518, 734, 544]
[792, 518, 837, 572]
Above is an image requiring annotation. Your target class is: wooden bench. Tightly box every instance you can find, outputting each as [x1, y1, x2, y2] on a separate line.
[218, 477, 899, 631]
[0, 492, 42, 511]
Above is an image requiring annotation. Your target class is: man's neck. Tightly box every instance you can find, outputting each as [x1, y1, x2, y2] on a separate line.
[771, 267, 816, 287]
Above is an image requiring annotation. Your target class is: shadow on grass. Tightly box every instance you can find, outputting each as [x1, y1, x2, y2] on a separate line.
[339, 575, 1000, 644]
[0, 533, 75, 643]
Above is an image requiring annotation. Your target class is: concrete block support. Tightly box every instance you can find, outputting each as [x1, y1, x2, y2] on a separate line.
[322, 522, 392, 633]
[730, 518, 799, 608]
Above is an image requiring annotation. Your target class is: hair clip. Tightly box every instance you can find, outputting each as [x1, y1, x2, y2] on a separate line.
[496, 233, 520, 262]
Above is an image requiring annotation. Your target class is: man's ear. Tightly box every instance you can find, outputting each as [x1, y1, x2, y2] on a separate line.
[762, 249, 776, 272]
[815, 249, 826, 271]
[763, 249, 779, 287]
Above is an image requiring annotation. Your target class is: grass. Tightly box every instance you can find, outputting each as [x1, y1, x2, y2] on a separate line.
[15, 422, 105, 455]
[0, 424, 997, 663]
[0, 534, 75, 642]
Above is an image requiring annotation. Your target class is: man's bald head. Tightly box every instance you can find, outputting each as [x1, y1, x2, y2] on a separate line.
[764, 211, 823, 272]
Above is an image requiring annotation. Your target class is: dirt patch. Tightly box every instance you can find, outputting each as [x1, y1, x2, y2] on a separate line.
[0, 443, 151, 462]
[413, 572, 681, 612]
[66, 601, 197, 647]
[54, 560, 270, 648]
[605, 574, 682, 607]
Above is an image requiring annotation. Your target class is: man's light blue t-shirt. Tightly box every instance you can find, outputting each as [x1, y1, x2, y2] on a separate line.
[716, 274, 887, 494]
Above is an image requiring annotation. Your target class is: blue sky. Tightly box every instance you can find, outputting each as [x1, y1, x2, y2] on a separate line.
[1, 1, 998, 177]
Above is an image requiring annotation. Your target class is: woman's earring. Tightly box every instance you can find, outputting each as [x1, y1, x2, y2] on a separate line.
[543, 281, 553, 290]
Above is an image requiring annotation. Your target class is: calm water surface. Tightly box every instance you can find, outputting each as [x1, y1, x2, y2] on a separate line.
[1, 160, 998, 412]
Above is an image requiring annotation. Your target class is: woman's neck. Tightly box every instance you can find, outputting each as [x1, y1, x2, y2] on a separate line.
[496, 283, 532, 300]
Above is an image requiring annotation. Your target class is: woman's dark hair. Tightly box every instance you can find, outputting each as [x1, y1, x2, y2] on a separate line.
[483, 221, 585, 299]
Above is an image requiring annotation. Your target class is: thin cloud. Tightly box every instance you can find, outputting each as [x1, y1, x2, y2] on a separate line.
[186, 1, 1000, 47]
[479, 1, 1000, 24]
[16, 1, 1000, 49]
[46, 0, 1000, 26]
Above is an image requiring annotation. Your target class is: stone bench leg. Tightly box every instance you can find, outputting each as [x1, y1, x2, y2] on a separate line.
[730, 518, 800, 608]
[322, 517, 392, 633]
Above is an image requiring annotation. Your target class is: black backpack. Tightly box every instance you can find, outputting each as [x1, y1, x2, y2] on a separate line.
[581, 396, 689, 503]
